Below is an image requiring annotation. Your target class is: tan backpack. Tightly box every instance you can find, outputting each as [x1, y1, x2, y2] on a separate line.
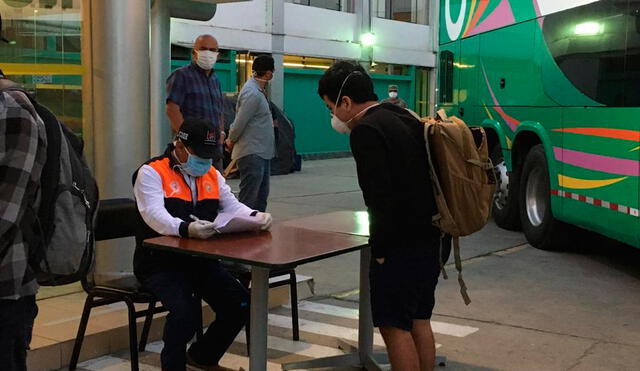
[422, 109, 496, 305]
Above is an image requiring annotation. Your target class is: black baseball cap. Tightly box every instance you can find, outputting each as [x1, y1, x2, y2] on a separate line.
[177, 118, 220, 159]
[252, 55, 274, 72]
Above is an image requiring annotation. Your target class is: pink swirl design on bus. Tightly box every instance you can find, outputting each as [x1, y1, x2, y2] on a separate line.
[554, 147, 640, 177]
[481, 65, 520, 131]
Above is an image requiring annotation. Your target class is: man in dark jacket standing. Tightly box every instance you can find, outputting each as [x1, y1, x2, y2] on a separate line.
[318, 61, 442, 371]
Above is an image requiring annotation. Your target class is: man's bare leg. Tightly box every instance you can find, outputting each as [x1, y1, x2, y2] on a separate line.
[411, 319, 436, 371]
[379, 326, 420, 371]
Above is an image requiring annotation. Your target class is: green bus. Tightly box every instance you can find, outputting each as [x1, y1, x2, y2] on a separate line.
[437, 0, 639, 249]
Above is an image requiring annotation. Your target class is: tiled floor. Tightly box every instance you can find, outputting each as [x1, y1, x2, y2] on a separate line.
[28, 276, 314, 370]
[70, 299, 477, 370]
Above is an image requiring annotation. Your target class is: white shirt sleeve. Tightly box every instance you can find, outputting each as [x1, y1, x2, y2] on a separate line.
[216, 170, 254, 217]
[133, 165, 185, 236]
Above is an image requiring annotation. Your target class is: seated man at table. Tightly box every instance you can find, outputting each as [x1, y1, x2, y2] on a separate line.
[132, 118, 272, 371]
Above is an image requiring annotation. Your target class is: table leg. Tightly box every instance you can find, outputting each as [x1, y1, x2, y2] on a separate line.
[282, 246, 388, 370]
[358, 246, 373, 361]
[250, 266, 270, 371]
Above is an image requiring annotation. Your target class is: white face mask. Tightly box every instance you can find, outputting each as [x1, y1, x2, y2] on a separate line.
[331, 114, 351, 134]
[253, 71, 273, 83]
[195, 50, 218, 70]
[389, 92, 398, 99]
[331, 103, 380, 134]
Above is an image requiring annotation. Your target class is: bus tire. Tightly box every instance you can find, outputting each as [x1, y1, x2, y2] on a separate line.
[491, 144, 521, 230]
[519, 144, 571, 250]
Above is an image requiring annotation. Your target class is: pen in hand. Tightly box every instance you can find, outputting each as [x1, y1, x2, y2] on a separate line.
[190, 215, 220, 235]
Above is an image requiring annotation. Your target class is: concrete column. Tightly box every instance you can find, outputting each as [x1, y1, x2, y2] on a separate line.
[355, 0, 372, 67]
[81, 0, 94, 169]
[88, 0, 150, 199]
[270, 0, 285, 109]
[150, 0, 172, 156]
[84, 0, 150, 282]
[429, 0, 440, 115]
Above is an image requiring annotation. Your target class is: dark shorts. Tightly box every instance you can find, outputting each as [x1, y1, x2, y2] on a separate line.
[369, 250, 440, 331]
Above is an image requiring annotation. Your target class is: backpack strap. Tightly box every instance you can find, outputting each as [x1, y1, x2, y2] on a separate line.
[453, 236, 471, 305]
[439, 232, 448, 280]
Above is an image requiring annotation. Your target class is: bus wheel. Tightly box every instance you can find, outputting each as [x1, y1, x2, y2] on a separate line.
[491, 145, 520, 230]
[519, 144, 570, 250]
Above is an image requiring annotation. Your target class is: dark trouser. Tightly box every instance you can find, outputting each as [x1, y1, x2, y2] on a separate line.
[0, 295, 38, 371]
[142, 260, 249, 371]
[237, 154, 270, 212]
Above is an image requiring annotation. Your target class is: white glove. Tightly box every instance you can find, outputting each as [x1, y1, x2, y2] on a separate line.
[255, 212, 273, 230]
[188, 220, 218, 239]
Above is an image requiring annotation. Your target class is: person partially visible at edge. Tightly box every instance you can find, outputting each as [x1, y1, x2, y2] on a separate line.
[380, 84, 407, 109]
[132, 118, 272, 371]
[0, 67, 45, 370]
[166, 34, 225, 171]
[318, 61, 442, 371]
[225, 55, 275, 212]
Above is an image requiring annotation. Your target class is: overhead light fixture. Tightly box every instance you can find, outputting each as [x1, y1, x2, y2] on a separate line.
[574, 21, 603, 36]
[360, 32, 376, 47]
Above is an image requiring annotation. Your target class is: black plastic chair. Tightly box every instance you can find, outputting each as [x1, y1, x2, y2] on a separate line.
[69, 198, 203, 371]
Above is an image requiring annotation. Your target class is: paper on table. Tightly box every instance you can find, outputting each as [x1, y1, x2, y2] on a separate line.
[212, 210, 263, 233]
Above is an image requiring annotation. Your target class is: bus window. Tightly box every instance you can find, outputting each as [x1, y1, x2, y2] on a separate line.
[625, 1, 640, 106]
[439, 50, 454, 104]
[543, 0, 633, 107]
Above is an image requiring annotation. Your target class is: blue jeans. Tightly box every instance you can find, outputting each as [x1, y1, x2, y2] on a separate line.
[141, 260, 249, 371]
[237, 154, 270, 212]
[0, 295, 37, 371]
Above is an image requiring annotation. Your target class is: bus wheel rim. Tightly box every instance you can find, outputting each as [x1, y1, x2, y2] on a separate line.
[494, 161, 509, 210]
[525, 168, 546, 227]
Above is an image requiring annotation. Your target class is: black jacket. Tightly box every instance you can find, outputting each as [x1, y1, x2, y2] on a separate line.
[350, 103, 440, 259]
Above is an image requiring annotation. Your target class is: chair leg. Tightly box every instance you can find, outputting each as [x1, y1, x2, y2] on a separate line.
[244, 310, 250, 355]
[195, 294, 204, 341]
[69, 294, 96, 370]
[289, 270, 300, 341]
[138, 301, 156, 352]
[124, 298, 140, 371]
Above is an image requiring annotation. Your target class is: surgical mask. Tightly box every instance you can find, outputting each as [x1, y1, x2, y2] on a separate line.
[195, 50, 218, 70]
[253, 71, 272, 83]
[181, 151, 212, 177]
[331, 115, 351, 134]
[331, 104, 380, 134]
[389, 92, 398, 99]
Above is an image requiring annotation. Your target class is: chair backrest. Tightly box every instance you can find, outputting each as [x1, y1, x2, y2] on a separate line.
[95, 198, 139, 241]
[83, 198, 140, 291]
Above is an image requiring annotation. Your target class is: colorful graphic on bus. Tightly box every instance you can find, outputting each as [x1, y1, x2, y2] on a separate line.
[438, 0, 639, 249]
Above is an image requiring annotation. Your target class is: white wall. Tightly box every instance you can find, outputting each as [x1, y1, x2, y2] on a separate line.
[171, 0, 435, 67]
[372, 17, 433, 66]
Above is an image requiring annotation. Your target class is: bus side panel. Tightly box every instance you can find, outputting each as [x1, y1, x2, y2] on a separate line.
[457, 36, 480, 126]
[559, 107, 639, 248]
[478, 21, 537, 108]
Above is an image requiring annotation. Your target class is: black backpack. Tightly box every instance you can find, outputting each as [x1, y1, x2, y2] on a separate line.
[0, 79, 99, 286]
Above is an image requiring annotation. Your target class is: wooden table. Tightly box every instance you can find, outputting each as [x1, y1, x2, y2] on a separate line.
[143, 222, 369, 371]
